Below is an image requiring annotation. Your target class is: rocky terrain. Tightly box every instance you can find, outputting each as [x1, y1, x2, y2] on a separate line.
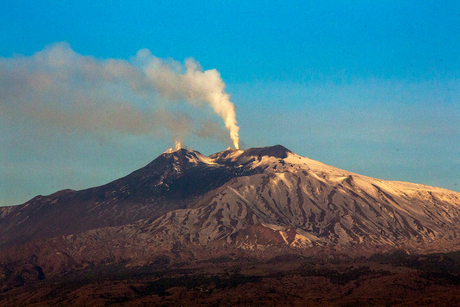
[3, 249, 460, 306]
[2, 145, 460, 305]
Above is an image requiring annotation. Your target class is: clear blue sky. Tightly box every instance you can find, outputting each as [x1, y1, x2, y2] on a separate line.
[1, 1, 459, 206]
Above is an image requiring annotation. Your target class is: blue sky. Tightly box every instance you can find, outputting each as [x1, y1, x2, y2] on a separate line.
[1, 1, 459, 206]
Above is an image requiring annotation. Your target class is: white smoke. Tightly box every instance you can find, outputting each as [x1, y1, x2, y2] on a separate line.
[0, 42, 240, 148]
[136, 49, 239, 149]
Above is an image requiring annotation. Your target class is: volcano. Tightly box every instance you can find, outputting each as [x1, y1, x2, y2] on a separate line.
[2, 145, 460, 304]
[2, 145, 460, 251]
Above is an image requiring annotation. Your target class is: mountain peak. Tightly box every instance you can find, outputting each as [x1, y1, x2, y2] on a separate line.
[163, 140, 187, 154]
[239, 145, 292, 159]
[209, 145, 292, 165]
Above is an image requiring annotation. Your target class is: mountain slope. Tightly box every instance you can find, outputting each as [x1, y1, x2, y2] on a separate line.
[1, 145, 460, 253]
[0, 148, 223, 249]
[0, 146, 284, 249]
[134, 148, 460, 249]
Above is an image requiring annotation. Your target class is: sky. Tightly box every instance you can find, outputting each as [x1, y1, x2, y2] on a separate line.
[1, 1, 459, 206]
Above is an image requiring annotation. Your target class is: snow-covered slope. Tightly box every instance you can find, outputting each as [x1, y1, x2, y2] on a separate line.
[135, 146, 460, 249]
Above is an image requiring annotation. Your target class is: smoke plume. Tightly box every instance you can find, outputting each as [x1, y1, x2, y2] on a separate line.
[0, 42, 240, 148]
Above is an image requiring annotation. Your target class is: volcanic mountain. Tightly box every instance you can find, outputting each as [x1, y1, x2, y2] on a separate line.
[4, 145, 460, 303]
[2, 145, 460, 254]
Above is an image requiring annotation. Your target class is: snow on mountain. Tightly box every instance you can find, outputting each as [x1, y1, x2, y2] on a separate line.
[128, 145, 460, 250]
